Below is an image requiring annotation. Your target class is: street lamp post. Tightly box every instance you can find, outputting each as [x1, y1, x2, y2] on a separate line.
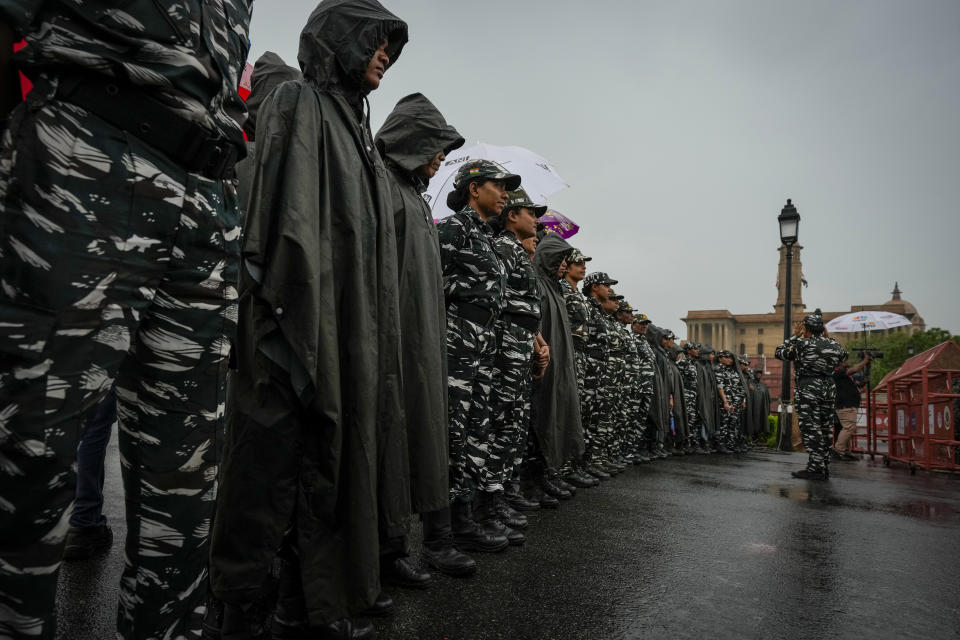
[777, 199, 800, 452]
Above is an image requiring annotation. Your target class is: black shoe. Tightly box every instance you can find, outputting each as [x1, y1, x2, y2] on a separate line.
[716, 445, 733, 455]
[791, 469, 829, 481]
[841, 452, 858, 461]
[62, 524, 113, 561]
[492, 493, 528, 530]
[313, 617, 374, 640]
[654, 445, 669, 459]
[381, 556, 431, 590]
[452, 499, 509, 553]
[421, 540, 477, 578]
[829, 448, 844, 461]
[503, 524, 526, 546]
[539, 492, 560, 509]
[585, 465, 610, 480]
[541, 478, 572, 500]
[504, 489, 541, 512]
[563, 471, 594, 488]
[359, 592, 393, 618]
[555, 478, 577, 496]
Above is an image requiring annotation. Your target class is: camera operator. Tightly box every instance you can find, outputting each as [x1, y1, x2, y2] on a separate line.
[830, 352, 872, 460]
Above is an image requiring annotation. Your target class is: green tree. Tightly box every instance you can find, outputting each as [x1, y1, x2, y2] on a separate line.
[842, 328, 960, 386]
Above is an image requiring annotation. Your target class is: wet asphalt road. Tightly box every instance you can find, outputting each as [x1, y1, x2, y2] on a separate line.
[56, 431, 960, 639]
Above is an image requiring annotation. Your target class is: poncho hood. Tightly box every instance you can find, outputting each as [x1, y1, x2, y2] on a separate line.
[299, 0, 408, 97]
[244, 52, 302, 139]
[376, 93, 465, 176]
[533, 233, 574, 281]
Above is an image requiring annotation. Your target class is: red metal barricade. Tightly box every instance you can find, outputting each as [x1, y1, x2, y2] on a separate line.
[861, 341, 960, 473]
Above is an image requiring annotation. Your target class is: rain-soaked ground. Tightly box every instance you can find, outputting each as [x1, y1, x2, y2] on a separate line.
[56, 431, 960, 639]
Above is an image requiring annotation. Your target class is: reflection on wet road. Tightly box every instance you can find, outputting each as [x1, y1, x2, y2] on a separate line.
[56, 439, 960, 639]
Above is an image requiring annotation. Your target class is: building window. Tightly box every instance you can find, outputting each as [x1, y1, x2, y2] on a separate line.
[758, 328, 764, 335]
[758, 343, 764, 355]
[740, 328, 745, 335]
[740, 343, 746, 355]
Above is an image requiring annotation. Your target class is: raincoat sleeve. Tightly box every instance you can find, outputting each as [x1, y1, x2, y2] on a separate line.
[240, 82, 330, 393]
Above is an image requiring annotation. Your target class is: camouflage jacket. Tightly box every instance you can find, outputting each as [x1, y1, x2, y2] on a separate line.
[602, 314, 628, 364]
[3, 0, 253, 144]
[716, 364, 746, 404]
[775, 334, 847, 380]
[493, 231, 541, 320]
[582, 296, 610, 357]
[677, 357, 699, 397]
[561, 279, 590, 352]
[437, 205, 505, 311]
[633, 332, 657, 382]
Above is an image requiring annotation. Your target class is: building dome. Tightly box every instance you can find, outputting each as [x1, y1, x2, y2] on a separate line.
[884, 282, 922, 325]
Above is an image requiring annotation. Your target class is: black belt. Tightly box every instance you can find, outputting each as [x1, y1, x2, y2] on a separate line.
[503, 312, 540, 333]
[450, 301, 496, 329]
[54, 75, 243, 180]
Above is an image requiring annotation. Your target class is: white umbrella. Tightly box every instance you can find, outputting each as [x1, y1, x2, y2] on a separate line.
[825, 310, 912, 333]
[422, 142, 569, 217]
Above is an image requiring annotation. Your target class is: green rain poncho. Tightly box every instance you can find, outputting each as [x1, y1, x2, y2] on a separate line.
[220, 0, 408, 623]
[374, 93, 464, 515]
[532, 234, 585, 469]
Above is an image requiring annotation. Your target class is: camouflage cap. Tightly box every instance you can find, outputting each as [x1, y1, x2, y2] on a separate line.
[682, 341, 700, 352]
[503, 187, 548, 217]
[617, 300, 633, 313]
[568, 248, 592, 264]
[716, 349, 734, 359]
[631, 313, 652, 325]
[453, 159, 521, 191]
[662, 330, 677, 340]
[582, 272, 618, 289]
[609, 293, 625, 301]
[738, 354, 750, 365]
[803, 309, 825, 332]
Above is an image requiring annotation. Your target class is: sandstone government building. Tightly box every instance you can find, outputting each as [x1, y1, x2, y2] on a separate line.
[682, 245, 926, 358]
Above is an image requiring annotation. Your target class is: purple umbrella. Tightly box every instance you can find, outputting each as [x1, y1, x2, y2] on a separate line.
[540, 209, 579, 239]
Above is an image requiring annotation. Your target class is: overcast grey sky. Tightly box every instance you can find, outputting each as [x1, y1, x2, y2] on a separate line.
[248, 0, 960, 337]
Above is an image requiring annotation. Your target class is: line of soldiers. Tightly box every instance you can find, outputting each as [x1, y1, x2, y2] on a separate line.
[0, 1, 781, 639]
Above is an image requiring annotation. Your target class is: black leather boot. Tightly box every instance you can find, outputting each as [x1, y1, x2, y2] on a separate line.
[381, 555, 431, 590]
[451, 499, 509, 553]
[474, 491, 525, 546]
[313, 618, 374, 640]
[492, 492, 528, 529]
[541, 477, 572, 500]
[358, 592, 393, 617]
[420, 507, 477, 577]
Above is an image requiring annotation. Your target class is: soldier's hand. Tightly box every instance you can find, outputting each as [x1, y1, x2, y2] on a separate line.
[723, 402, 732, 412]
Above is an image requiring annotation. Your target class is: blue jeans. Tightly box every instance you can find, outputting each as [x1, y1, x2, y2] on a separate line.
[70, 388, 116, 529]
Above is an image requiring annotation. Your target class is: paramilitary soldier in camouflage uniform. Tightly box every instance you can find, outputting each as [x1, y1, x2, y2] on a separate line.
[599, 291, 629, 467]
[578, 272, 620, 479]
[614, 299, 643, 463]
[0, 3, 251, 638]
[631, 314, 661, 459]
[775, 310, 847, 480]
[678, 342, 705, 452]
[715, 350, 747, 454]
[560, 250, 601, 488]
[436, 159, 518, 557]
[481, 188, 548, 546]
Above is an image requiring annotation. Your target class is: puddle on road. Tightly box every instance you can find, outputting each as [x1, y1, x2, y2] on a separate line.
[764, 485, 959, 523]
[888, 501, 957, 522]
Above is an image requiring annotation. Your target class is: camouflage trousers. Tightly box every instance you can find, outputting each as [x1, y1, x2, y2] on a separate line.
[483, 321, 535, 492]
[0, 91, 239, 639]
[620, 368, 645, 455]
[719, 402, 745, 449]
[446, 314, 496, 503]
[683, 390, 703, 444]
[598, 358, 625, 460]
[796, 378, 837, 473]
[578, 352, 604, 463]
